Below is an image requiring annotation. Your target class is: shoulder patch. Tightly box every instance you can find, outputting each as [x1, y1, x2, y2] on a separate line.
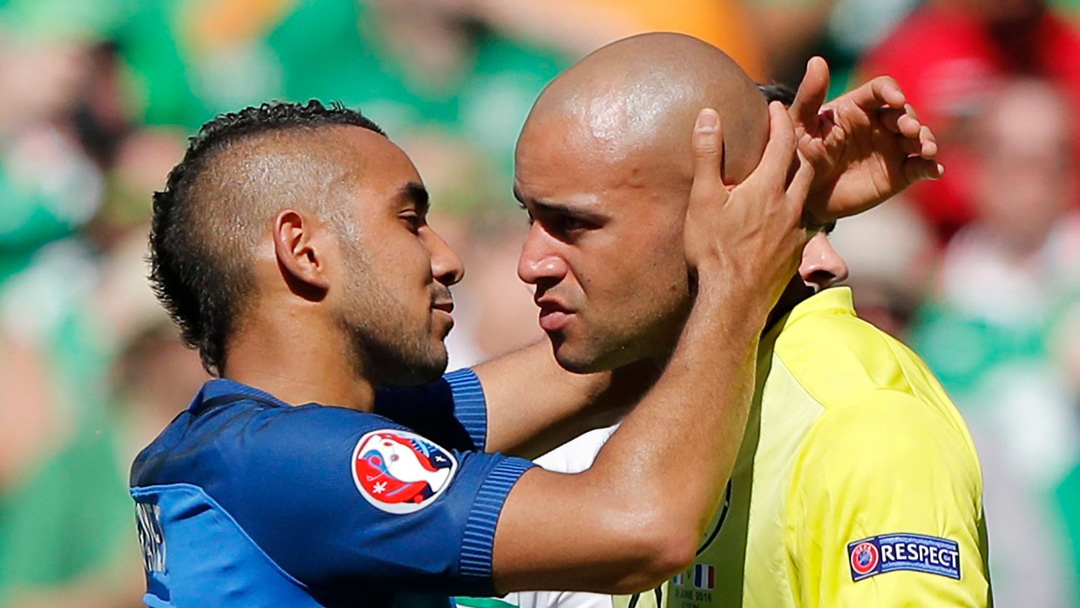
[351, 429, 458, 514]
[848, 533, 960, 582]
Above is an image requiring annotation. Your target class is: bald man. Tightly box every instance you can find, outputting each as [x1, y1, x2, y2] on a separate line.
[131, 91, 816, 605]
[482, 33, 990, 608]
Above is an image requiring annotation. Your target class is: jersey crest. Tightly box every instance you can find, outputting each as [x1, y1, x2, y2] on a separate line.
[849, 541, 880, 580]
[352, 429, 457, 514]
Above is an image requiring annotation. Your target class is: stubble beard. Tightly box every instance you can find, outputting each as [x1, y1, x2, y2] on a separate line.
[342, 318, 447, 386]
[555, 295, 690, 374]
[337, 250, 447, 387]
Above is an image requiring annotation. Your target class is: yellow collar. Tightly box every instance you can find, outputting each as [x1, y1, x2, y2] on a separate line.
[771, 287, 856, 337]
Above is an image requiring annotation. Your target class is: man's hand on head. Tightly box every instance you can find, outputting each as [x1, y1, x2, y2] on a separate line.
[789, 56, 943, 223]
[684, 102, 814, 319]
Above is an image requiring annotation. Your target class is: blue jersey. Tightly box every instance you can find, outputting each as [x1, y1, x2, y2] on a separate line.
[130, 369, 535, 608]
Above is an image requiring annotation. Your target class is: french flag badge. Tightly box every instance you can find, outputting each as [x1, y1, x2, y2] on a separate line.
[692, 564, 715, 589]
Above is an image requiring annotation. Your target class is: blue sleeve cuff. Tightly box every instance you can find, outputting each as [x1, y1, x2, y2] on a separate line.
[445, 368, 489, 451]
[459, 457, 536, 582]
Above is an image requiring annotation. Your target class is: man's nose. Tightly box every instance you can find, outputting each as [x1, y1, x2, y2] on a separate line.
[799, 232, 849, 291]
[517, 224, 568, 286]
[428, 229, 465, 286]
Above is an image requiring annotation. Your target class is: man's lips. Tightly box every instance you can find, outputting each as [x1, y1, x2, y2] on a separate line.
[536, 300, 573, 332]
[432, 300, 455, 334]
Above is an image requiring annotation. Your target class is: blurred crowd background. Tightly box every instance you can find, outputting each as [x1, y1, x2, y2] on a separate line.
[2, 0, 1080, 605]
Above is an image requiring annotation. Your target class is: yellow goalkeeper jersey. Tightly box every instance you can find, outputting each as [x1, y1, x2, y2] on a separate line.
[472, 287, 992, 608]
[633, 286, 992, 608]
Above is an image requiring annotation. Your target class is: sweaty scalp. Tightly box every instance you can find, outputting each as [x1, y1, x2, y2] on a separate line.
[526, 32, 769, 185]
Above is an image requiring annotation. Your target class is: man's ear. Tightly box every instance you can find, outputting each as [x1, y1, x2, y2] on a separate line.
[273, 209, 332, 297]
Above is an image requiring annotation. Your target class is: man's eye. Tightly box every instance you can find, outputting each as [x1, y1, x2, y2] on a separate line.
[401, 213, 423, 233]
[554, 215, 587, 233]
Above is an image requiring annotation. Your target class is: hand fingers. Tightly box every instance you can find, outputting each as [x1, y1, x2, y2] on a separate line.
[896, 111, 922, 138]
[903, 157, 945, 184]
[918, 125, 938, 158]
[880, 103, 921, 134]
[786, 151, 816, 212]
[749, 102, 798, 190]
[869, 76, 907, 110]
[836, 76, 907, 114]
[880, 108, 904, 134]
[880, 104, 937, 159]
[900, 135, 921, 156]
[882, 100, 927, 133]
[689, 108, 725, 204]
[895, 123, 939, 159]
[790, 56, 830, 131]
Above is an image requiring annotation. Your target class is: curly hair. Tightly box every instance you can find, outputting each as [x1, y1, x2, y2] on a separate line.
[148, 100, 386, 375]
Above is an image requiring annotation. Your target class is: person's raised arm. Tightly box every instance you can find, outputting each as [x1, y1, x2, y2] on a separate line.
[489, 102, 813, 594]
[468, 341, 657, 459]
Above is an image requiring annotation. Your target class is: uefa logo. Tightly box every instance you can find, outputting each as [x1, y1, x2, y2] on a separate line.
[352, 429, 458, 514]
[851, 541, 880, 576]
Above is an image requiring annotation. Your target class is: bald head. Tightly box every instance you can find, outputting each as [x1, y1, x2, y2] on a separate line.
[514, 35, 774, 372]
[523, 32, 769, 186]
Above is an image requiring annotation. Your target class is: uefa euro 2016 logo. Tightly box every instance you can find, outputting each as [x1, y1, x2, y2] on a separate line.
[352, 429, 458, 514]
[850, 541, 880, 578]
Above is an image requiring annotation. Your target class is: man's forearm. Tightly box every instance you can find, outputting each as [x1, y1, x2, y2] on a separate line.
[473, 341, 657, 458]
[489, 292, 767, 595]
[582, 286, 762, 546]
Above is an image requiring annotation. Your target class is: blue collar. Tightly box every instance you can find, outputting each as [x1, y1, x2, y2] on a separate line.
[189, 378, 289, 412]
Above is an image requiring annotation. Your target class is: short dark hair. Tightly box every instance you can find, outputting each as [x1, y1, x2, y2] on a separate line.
[149, 100, 385, 375]
[757, 82, 797, 107]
